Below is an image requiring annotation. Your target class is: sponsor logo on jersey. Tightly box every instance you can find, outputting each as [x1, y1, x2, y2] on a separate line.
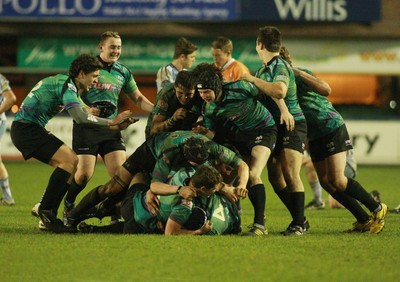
[68, 83, 77, 92]
[87, 114, 99, 123]
[93, 82, 113, 90]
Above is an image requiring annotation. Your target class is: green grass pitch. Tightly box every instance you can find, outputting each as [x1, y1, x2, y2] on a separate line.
[1, 161, 399, 282]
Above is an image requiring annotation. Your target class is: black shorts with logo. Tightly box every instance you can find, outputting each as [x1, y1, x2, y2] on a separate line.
[308, 124, 353, 162]
[230, 125, 277, 156]
[272, 121, 307, 156]
[10, 121, 64, 163]
[72, 122, 125, 158]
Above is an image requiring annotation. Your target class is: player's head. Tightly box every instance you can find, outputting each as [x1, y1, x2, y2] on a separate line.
[190, 165, 223, 197]
[194, 63, 223, 103]
[214, 143, 241, 177]
[174, 70, 196, 105]
[69, 54, 103, 93]
[174, 37, 198, 58]
[183, 136, 210, 165]
[174, 37, 198, 69]
[257, 26, 282, 52]
[279, 46, 293, 66]
[69, 54, 103, 78]
[99, 31, 122, 64]
[211, 36, 233, 67]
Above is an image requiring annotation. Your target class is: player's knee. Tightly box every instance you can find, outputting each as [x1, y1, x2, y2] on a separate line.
[100, 175, 128, 196]
[60, 152, 79, 173]
[75, 174, 91, 186]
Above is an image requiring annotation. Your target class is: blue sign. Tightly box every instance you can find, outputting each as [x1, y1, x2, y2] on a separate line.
[241, 0, 381, 22]
[0, 0, 238, 21]
[0, 0, 380, 22]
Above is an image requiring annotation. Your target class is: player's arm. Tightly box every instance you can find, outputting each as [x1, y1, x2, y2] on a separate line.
[293, 67, 331, 96]
[235, 160, 249, 191]
[273, 97, 294, 131]
[67, 106, 137, 131]
[150, 181, 197, 200]
[0, 88, 17, 114]
[126, 89, 154, 113]
[150, 108, 187, 136]
[240, 73, 287, 99]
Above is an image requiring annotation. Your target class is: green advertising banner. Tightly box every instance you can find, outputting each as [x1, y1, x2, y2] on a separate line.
[18, 37, 400, 75]
[18, 37, 260, 74]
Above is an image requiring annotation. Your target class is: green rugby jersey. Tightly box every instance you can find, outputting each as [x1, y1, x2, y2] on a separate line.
[14, 74, 83, 127]
[296, 69, 344, 140]
[202, 80, 275, 135]
[133, 166, 196, 233]
[81, 58, 138, 118]
[145, 82, 203, 139]
[151, 131, 242, 183]
[134, 166, 240, 235]
[255, 56, 305, 122]
[194, 194, 241, 235]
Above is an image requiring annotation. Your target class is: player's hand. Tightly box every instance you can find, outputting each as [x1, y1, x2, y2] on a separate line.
[192, 125, 209, 135]
[179, 186, 197, 200]
[172, 108, 187, 121]
[109, 110, 133, 126]
[219, 183, 238, 202]
[145, 189, 160, 215]
[118, 116, 139, 130]
[235, 187, 248, 199]
[198, 220, 213, 234]
[280, 111, 295, 131]
[88, 107, 101, 116]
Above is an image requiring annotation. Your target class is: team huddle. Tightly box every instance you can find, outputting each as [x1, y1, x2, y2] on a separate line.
[9, 26, 388, 235]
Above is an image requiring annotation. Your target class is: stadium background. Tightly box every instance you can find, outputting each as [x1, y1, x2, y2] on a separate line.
[0, 0, 399, 164]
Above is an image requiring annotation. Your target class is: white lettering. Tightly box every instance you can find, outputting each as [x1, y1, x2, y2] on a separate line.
[12, 0, 38, 14]
[25, 46, 56, 64]
[274, 0, 347, 22]
[3, 0, 101, 15]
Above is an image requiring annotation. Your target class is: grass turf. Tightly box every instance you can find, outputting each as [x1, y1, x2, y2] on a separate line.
[1, 161, 399, 282]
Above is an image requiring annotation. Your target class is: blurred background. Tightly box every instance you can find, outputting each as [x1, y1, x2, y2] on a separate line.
[0, 0, 399, 164]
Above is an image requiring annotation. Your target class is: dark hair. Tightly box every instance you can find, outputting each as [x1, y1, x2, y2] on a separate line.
[183, 136, 210, 165]
[69, 54, 103, 78]
[279, 46, 293, 66]
[257, 26, 282, 52]
[191, 165, 222, 190]
[100, 31, 121, 45]
[211, 36, 233, 53]
[193, 63, 223, 94]
[174, 37, 198, 59]
[174, 70, 196, 90]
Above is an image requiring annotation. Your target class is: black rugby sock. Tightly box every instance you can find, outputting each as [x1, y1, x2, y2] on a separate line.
[276, 187, 295, 219]
[248, 183, 266, 226]
[68, 186, 103, 219]
[40, 167, 71, 212]
[331, 190, 370, 223]
[343, 178, 380, 212]
[290, 192, 305, 227]
[65, 178, 86, 204]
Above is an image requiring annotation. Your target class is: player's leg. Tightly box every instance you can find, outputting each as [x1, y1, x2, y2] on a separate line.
[280, 148, 306, 235]
[103, 149, 127, 223]
[64, 154, 96, 213]
[0, 155, 14, 206]
[303, 153, 325, 209]
[0, 120, 14, 206]
[242, 145, 271, 236]
[38, 143, 78, 233]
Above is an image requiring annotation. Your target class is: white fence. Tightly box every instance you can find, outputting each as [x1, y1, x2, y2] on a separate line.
[1, 117, 400, 165]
